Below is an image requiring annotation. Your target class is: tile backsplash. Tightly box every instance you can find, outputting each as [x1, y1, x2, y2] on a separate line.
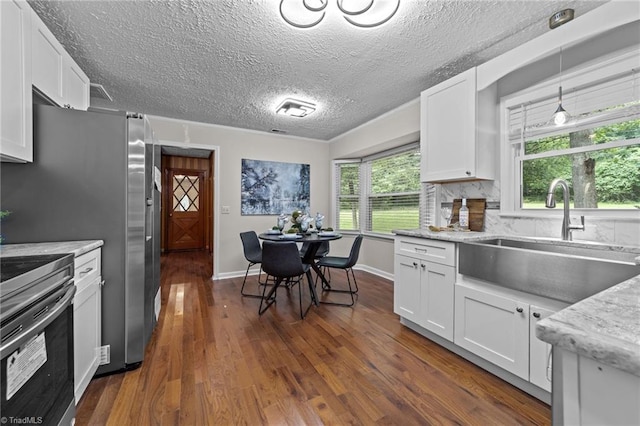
[440, 181, 640, 247]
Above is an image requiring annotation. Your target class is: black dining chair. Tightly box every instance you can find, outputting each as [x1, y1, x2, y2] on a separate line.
[299, 240, 330, 259]
[239, 231, 268, 298]
[259, 241, 313, 319]
[315, 234, 363, 306]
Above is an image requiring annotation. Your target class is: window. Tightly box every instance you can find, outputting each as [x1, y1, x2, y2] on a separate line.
[504, 51, 640, 212]
[336, 162, 360, 230]
[334, 144, 434, 234]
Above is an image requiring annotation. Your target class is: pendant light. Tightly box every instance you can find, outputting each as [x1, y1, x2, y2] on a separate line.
[552, 48, 571, 126]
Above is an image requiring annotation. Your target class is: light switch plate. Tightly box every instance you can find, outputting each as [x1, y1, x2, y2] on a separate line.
[221, 206, 230, 214]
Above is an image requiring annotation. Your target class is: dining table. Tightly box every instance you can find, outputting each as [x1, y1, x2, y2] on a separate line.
[258, 231, 342, 306]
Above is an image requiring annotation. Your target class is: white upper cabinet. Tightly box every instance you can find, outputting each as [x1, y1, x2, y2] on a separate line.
[31, 8, 89, 110]
[1, 2, 90, 162]
[420, 67, 497, 183]
[1, 0, 33, 162]
[32, 13, 65, 106]
[64, 59, 90, 110]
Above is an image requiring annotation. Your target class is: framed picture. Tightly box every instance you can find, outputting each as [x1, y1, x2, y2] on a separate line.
[241, 159, 310, 215]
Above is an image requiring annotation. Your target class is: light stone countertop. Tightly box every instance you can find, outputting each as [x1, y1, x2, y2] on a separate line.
[393, 228, 640, 377]
[0, 240, 104, 258]
[392, 228, 500, 243]
[536, 274, 640, 377]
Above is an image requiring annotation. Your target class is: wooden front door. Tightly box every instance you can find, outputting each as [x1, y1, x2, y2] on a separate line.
[167, 169, 204, 250]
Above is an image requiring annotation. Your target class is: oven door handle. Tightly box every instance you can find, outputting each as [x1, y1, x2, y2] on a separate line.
[0, 285, 76, 357]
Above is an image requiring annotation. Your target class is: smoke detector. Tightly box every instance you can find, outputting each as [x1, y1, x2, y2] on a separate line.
[549, 9, 574, 29]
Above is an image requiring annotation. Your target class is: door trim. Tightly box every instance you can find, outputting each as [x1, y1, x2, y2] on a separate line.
[155, 139, 220, 280]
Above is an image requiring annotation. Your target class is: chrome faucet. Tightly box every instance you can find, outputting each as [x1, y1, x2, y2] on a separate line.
[545, 178, 585, 241]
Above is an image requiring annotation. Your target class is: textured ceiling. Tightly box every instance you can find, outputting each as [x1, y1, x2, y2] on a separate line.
[28, 0, 607, 141]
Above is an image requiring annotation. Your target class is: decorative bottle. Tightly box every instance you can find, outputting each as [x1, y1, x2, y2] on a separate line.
[459, 198, 470, 231]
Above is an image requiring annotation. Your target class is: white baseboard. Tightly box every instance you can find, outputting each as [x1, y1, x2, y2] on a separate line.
[216, 265, 393, 282]
[354, 264, 393, 281]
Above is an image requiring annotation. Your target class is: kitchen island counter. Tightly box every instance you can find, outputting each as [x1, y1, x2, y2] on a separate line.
[536, 273, 640, 377]
[0, 240, 104, 258]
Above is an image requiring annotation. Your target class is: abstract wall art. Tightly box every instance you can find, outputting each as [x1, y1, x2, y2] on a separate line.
[241, 159, 310, 215]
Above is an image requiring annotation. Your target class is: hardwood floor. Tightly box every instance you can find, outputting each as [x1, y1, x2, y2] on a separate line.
[76, 250, 551, 425]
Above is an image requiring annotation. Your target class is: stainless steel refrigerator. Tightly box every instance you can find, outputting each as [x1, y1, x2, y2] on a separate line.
[0, 103, 161, 375]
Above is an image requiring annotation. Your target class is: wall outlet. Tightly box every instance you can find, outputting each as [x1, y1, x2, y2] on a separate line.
[98, 345, 110, 365]
[221, 205, 230, 214]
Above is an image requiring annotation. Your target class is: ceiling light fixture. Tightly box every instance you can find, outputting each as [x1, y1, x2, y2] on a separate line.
[279, 0, 400, 29]
[551, 48, 571, 126]
[276, 98, 316, 118]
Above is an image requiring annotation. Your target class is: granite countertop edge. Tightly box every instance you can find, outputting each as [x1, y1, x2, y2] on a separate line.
[0, 240, 104, 258]
[393, 229, 640, 377]
[391, 229, 500, 243]
[535, 274, 640, 377]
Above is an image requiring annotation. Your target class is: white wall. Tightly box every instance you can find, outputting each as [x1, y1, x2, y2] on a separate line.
[329, 99, 420, 159]
[148, 116, 331, 278]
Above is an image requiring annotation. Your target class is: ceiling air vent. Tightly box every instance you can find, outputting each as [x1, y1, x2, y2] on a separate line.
[90, 83, 113, 102]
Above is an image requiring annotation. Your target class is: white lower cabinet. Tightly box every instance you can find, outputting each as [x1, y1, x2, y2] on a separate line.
[454, 281, 562, 390]
[394, 254, 423, 323]
[73, 248, 102, 403]
[529, 305, 555, 392]
[454, 283, 530, 379]
[394, 238, 455, 341]
[395, 237, 567, 399]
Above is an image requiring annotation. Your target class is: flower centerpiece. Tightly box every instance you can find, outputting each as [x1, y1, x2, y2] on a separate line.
[278, 210, 327, 234]
[279, 210, 309, 234]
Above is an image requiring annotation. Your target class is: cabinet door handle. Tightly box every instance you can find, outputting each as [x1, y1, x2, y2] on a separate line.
[79, 267, 94, 276]
[420, 263, 426, 269]
[516, 307, 524, 313]
[465, 170, 471, 176]
[546, 349, 553, 382]
[533, 312, 541, 318]
[399, 262, 417, 268]
[412, 262, 418, 268]
[414, 248, 427, 253]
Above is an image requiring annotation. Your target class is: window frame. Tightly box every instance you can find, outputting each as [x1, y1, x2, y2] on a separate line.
[500, 48, 640, 219]
[332, 143, 429, 236]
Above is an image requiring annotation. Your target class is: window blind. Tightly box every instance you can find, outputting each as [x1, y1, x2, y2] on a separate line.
[421, 183, 437, 228]
[335, 161, 361, 231]
[364, 144, 421, 233]
[509, 69, 639, 144]
[334, 143, 425, 234]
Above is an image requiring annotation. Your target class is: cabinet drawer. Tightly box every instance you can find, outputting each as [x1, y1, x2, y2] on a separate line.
[395, 237, 455, 266]
[74, 248, 101, 291]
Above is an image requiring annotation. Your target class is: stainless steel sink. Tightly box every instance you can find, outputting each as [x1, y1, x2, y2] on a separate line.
[459, 237, 640, 304]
